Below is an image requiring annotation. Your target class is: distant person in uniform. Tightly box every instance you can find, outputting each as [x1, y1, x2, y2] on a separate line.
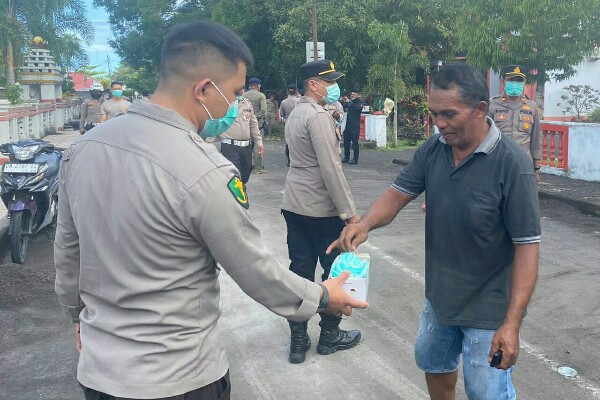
[281, 60, 362, 364]
[55, 20, 366, 400]
[243, 77, 266, 133]
[265, 90, 278, 137]
[220, 95, 264, 184]
[100, 81, 132, 122]
[489, 65, 542, 181]
[279, 84, 300, 166]
[243, 78, 266, 170]
[342, 88, 363, 164]
[80, 83, 104, 134]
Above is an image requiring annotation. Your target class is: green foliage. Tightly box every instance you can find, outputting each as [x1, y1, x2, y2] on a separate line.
[397, 95, 428, 145]
[93, 0, 211, 74]
[1, 0, 94, 84]
[588, 108, 600, 123]
[113, 63, 159, 94]
[56, 33, 89, 72]
[94, 0, 460, 93]
[557, 85, 600, 120]
[62, 74, 75, 94]
[267, 123, 285, 139]
[4, 84, 23, 104]
[453, 0, 600, 84]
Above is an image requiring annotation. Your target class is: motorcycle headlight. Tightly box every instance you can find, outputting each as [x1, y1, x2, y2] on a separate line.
[12, 144, 40, 161]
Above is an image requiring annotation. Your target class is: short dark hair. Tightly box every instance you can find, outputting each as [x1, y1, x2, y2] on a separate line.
[431, 63, 489, 108]
[160, 20, 254, 83]
[111, 81, 123, 88]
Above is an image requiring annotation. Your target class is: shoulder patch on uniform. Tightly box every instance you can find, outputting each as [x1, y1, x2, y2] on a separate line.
[227, 176, 249, 209]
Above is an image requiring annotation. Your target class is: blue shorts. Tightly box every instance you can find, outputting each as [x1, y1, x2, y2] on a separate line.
[415, 298, 516, 400]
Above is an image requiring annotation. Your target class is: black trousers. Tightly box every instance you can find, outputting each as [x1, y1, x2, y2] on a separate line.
[80, 372, 230, 400]
[221, 142, 253, 184]
[282, 210, 344, 282]
[343, 128, 359, 161]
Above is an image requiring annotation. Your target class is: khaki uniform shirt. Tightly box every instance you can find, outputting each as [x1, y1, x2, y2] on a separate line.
[100, 98, 132, 120]
[242, 90, 266, 125]
[282, 96, 356, 220]
[80, 99, 102, 126]
[221, 98, 262, 146]
[55, 100, 320, 399]
[488, 95, 542, 162]
[266, 98, 277, 116]
[279, 95, 299, 124]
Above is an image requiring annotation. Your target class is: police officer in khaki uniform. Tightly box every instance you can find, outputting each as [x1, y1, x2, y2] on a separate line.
[242, 77, 267, 131]
[79, 83, 104, 134]
[489, 65, 542, 180]
[242, 78, 267, 171]
[55, 21, 367, 400]
[220, 95, 264, 184]
[280, 84, 300, 166]
[282, 60, 362, 364]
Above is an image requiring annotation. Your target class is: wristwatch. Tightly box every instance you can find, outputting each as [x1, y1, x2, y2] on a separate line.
[316, 283, 329, 313]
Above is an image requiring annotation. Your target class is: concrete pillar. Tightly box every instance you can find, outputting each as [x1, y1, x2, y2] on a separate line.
[0, 100, 11, 144]
[55, 83, 63, 102]
[40, 84, 55, 103]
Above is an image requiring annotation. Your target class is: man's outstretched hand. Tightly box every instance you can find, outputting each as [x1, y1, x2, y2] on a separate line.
[322, 271, 368, 315]
[326, 222, 369, 254]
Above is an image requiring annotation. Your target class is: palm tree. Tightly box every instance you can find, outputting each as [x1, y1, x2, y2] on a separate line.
[1, 0, 94, 85]
[59, 33, 90, 73]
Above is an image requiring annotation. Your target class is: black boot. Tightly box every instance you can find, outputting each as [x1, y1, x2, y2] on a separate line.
[349, 159, 358, 164]
[288, 321, 311, 364]
[317, 313, 361, 355]
[341, 158, 349, 163]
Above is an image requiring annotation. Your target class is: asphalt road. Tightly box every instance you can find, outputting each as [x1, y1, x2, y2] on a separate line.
[1, 139, 599, 399]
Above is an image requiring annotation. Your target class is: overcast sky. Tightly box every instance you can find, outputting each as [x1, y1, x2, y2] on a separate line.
[83, 0, 120, 73]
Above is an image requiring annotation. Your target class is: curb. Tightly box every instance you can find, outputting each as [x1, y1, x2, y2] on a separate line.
[538, 191, 600, 217]
[392, 159, 600, 217]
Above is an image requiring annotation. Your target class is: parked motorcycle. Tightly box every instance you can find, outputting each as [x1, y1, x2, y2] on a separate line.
[0, 139, 61, 263]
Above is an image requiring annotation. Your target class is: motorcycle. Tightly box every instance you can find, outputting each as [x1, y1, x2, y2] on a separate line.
[0, 139, 61, 263]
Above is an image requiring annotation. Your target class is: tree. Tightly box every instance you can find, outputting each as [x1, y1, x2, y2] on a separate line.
[0, 0, 94, 85]
[113, 63, 159, 94]
[269, 0, 380, 90]
[365, 20, 418, 146]
[0, 0, 29, 85]
[375, 0, 460, 63]
[95, 0, 462, 96]
[57, 33, 89, 72]
[454, 0, 600, 84]
[557, 85, 600, 120]
[94, 0, 211, 73]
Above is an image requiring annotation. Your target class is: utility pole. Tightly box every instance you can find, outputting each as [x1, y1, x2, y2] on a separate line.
[311, 0, 318, 61]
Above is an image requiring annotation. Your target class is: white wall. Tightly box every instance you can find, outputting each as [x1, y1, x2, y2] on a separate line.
[541, 122, 600, 182]
[543, 59, 600, 119]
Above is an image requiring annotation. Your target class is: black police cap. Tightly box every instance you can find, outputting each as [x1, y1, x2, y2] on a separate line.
[299, 60, 344, 82]
[502, 65, 527, 79]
